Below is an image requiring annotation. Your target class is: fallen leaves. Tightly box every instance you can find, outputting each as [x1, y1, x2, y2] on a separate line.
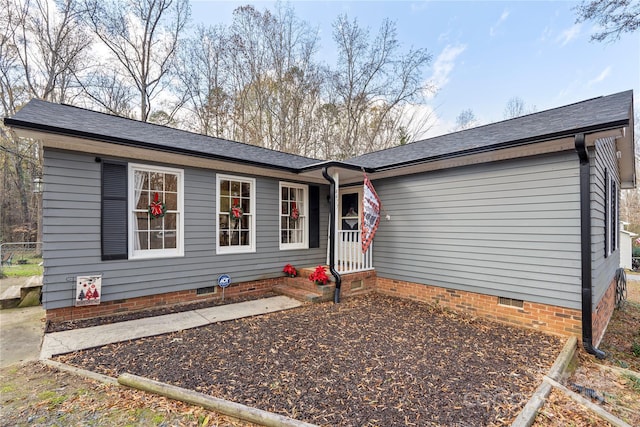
[56, 294, 562, 426]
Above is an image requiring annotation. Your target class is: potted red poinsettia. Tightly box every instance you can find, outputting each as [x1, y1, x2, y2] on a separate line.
[283, 263, 297, 278]
[308, 265, 329, 285]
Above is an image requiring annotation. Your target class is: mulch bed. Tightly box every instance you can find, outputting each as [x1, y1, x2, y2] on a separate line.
[46, 292, 277, 333]
[56, 294, 562, 426]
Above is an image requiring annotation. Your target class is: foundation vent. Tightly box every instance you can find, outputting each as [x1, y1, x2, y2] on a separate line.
[498, 296, 524, 308]
[196, 286, 217, 295]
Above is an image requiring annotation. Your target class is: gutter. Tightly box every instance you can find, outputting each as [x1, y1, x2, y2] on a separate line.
[321, 166, 342, 303]
[575, 133, 607, 359]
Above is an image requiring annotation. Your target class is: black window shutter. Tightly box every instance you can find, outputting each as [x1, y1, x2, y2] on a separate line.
[309, 185, 320, 248]
[604, 168, 609, 258]
[102, 161, 128, 260]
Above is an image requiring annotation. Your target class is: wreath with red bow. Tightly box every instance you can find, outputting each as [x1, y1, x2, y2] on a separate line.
[148, 192, 167, 218]
[290, 205, 300, 221]
[230, 198, 243, 219]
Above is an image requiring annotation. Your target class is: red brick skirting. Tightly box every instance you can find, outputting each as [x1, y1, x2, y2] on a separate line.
[592, 276, 616, 346]
[45, 278, 279, 322]
[45, 272, 615, 340]
[376, 277, 582, 337]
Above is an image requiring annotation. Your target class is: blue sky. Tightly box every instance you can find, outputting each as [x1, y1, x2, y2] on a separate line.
[191, 0, 639, 138]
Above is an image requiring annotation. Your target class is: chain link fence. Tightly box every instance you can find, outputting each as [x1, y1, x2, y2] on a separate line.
[0, 242, 42, 277]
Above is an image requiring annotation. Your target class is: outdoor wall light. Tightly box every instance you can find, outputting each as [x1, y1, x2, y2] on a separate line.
[33, 177, 43, 194]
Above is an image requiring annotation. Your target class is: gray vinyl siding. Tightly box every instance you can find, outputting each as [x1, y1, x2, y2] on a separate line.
[591, 138, 620, 308]
[372, 152, 583, 309]
[42, 149, 328, 310]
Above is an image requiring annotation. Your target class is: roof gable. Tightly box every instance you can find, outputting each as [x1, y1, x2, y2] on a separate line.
[346, 90, 634, 169]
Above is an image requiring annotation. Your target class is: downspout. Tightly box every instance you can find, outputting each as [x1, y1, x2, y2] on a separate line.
[575, 133, 607, 359]
[322, 166, 342, 303]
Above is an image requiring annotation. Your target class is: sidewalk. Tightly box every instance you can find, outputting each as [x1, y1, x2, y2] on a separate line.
[40, 296, 302, 359]
[0, 305, 45, 368]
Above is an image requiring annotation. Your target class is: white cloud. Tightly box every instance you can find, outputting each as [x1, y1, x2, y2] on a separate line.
[556, 23, 581, 46]
[410, 1, 430, 13]
[427, 44, 467, 98]
[489, 9, 510, 37]
[588, 66, 612, 86]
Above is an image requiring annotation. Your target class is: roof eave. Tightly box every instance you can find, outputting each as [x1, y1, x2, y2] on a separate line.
[362, 120, 631, 173]
[616, 104, 636, 189]
[4, 117, 303, 174]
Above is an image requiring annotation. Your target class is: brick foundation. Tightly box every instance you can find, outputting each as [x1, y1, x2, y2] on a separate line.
[46, 270, 615, 340]
[592, 277, 616, 346]
[376, 277, 582, 337]
[45, 277, 280, 322]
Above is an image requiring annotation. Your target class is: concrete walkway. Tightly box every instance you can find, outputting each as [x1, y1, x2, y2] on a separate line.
[40, 296, 302, 359]
[0, 305, 45, 368]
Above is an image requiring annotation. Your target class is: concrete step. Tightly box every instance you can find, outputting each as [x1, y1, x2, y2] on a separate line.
[273, 284, 331, 303]
[0, 285, 21, 309]
[0, 276, 42, 309]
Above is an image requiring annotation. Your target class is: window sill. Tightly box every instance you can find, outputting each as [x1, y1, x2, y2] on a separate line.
[279, 244, 309, 251]
[130, 249, 184, 260]
[216, 246, 256, 255]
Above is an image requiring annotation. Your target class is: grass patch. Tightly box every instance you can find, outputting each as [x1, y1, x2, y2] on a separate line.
[624, 373, 640, 392]
[632, 341, 640, 357]
[600, 281, 640, 371]
[0, 383, 16, 393]
[37, 390, 68, 408]
[0, 257, 43, 277]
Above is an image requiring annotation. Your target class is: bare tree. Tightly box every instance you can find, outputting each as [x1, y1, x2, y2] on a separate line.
[329, 15, 432, 159]
[575, 0, 640, 42]
[176, 24, 232, 137]
[503, 96, 536, 119]
[80, 0, 190, 121]
[77, 70, 136, 117]
[226, 4, 322, 154]
[452, 108, 477, 131]
[16, 0, 91, 104]
[1, 0, 92, 242]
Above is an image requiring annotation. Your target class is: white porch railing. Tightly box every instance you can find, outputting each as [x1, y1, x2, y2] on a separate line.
[336, 230, 373, 274]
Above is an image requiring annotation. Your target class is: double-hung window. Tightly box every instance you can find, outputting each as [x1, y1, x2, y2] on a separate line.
[129, 164, 184, 259]
[280, 182, 308, 250]
[217, 174, 255, 253]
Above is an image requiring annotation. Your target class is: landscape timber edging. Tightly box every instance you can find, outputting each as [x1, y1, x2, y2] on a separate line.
[118, 372, 318, 427]
[510, 335, 577, 427]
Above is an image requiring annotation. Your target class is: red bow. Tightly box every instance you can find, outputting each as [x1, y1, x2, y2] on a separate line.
[149, 192, 165, 217]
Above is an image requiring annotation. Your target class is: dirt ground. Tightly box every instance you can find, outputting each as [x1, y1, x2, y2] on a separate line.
[532, 275, 640, 426]
[2, 277, 638, 426]
[0, 362, 255, 427]
[54, 294, 562, 426]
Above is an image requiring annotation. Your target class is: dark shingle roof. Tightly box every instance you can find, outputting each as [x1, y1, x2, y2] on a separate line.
[346, 90, 633, 169]
[4, 99, 320, 170]
[4, 91, 633, 172]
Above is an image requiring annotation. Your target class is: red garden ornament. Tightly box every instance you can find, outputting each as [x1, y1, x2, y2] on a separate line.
[309, 265, 329, 285]
[148, 192, 167, 218]
[283, 263, 297, 277]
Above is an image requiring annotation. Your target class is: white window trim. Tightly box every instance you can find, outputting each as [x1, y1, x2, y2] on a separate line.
[279, 182, 309, 250]
[128, 163, 184, 260]
[605, 170, 620, 258]
[216, 174, 256, 254]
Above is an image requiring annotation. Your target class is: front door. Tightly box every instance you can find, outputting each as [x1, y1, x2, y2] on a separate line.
[337, 189, 362, 271]
[339, 189, 361, 232]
